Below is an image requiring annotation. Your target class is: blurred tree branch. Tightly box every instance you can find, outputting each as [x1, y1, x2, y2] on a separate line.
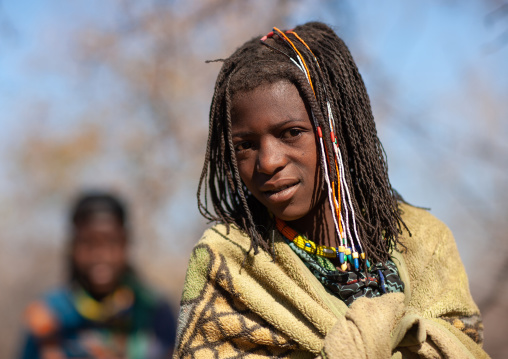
[484, 3, 508, 52]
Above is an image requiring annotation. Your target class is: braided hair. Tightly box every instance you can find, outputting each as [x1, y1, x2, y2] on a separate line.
[198, 22, 407, 264]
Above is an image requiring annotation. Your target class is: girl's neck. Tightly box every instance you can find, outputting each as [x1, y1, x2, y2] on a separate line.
[286, 197, 337, 247]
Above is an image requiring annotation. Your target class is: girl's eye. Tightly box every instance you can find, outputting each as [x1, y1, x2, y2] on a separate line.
[283, 128, 303, 139]
[289, 128, 302, 137]
[235, 141, 252, 151]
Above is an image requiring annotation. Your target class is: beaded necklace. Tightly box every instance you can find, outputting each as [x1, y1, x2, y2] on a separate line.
[275, 217, 370, 271]
[275, 218, 405, 306]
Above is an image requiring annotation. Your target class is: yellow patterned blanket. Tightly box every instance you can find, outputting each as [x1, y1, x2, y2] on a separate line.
[174, 204, 489, 358]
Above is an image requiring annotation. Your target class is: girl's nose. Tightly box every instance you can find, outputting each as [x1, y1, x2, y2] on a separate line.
[256, 139, 286, 175]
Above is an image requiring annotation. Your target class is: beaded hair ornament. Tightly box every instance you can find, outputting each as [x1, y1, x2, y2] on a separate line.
[261, 27, 368, 272]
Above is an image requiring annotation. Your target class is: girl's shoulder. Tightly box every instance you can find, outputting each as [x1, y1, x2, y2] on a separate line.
[395, 203, 461, 284]
[197, 223, 253, 253]
[398, 203, 453, 250]
[395, 204, 479, 320]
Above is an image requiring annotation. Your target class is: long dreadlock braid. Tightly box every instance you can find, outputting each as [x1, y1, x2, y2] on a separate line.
[197, 22, 408, 263]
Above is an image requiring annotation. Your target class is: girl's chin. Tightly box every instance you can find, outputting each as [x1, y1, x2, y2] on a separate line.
[272, 208, 310, 223]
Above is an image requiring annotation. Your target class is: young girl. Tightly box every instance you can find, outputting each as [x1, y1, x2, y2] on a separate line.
[176, 22, 488, 358]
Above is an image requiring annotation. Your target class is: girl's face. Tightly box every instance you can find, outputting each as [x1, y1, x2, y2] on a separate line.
[231, 81, 321, 222]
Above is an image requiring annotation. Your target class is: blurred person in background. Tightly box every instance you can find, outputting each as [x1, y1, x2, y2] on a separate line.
[19, 192, 176, 359]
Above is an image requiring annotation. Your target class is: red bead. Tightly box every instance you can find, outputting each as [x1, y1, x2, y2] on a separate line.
[261, 31, 274, 41]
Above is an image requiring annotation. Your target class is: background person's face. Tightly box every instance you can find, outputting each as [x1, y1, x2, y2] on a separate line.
[72, 213, 127, 296]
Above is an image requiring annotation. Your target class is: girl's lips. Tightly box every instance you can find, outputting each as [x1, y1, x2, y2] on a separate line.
[263, 182, 299, 203]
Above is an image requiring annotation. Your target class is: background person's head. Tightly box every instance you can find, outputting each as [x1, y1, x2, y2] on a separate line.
[198, 21, 404, 263]
[69, 192, 129, 299]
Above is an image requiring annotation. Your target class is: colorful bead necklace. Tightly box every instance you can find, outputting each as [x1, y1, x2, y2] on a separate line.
[275, 217, 370, 271]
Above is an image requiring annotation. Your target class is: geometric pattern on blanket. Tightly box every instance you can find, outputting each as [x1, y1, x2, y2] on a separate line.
[440, 313, 484, 346]
[176, 244, 299, 358]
